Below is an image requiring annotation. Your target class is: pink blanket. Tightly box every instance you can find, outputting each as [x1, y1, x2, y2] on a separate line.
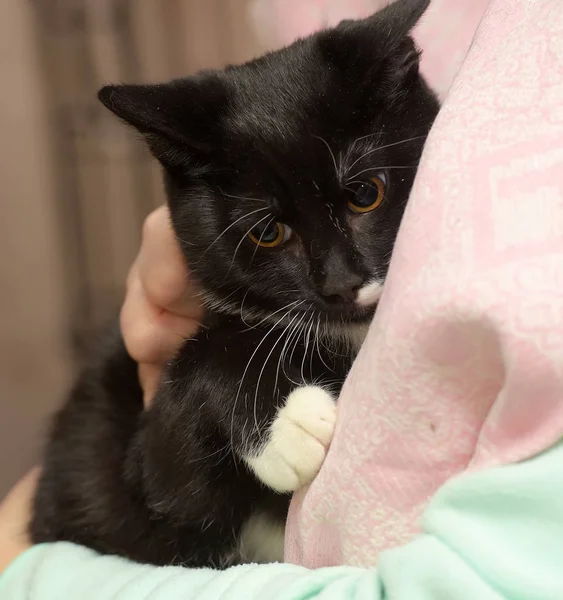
[251, 0, 563, 568]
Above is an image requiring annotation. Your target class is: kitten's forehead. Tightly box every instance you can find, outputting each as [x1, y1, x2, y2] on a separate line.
[221, 44, 405, 162]
[211, 13, 438, 206]
[224, 53, 327, 143]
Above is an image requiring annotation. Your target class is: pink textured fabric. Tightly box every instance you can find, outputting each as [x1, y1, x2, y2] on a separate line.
[285, 0, 563, 568]
[249, 0, 488, 100]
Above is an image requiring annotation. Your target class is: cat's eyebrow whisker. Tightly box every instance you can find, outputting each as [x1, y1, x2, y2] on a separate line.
[219, 190, 270, 205]
[370, 134, 427, 152]
[343, 185, 359, 195]
[345, 134, 427, 175]
[200, 207, 270, 259]
[313, 135, 341, 181]
[347, 165, 417, 182]
[349, 130, 386, 147]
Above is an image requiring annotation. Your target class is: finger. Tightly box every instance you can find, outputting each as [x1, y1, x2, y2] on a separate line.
[138, 363, 162, 408]
[121, 268, 200, 365]
[0, 468, 39, 542]
[138, 206, 203, 319]
[0, 469, 39, 574]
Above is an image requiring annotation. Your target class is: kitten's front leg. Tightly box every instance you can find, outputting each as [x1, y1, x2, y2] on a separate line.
[244, 386, 337, 493]
[188, 324, 340, 494]
[140, 325, 339, 519]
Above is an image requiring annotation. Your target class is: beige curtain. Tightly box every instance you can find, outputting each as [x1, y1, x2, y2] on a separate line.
[0, 0, 262, 494]
[33, 0, 261, 350]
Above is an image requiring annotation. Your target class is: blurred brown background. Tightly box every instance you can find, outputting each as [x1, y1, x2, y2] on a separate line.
[0, 0, 264, 497]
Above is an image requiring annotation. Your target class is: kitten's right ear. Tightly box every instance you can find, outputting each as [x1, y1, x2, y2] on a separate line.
[336, 0, 430, 48]
[319, 0, 430, 88]
[98, 76, 227, 167]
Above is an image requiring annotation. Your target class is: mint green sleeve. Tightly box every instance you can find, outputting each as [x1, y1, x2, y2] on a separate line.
[2, 439, 563, 600]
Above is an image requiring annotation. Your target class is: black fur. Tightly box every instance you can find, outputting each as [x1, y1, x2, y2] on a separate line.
[32, 0, 439, 568]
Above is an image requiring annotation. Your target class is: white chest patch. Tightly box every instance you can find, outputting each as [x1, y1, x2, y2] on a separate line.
[238, 511, 285, 564]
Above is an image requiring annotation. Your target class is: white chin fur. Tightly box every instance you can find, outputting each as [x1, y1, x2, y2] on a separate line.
[356, 280, 384, 307]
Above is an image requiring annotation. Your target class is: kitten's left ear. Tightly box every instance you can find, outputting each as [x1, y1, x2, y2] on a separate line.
[319, 0, 430, 83]
[98, 76, 227, 168]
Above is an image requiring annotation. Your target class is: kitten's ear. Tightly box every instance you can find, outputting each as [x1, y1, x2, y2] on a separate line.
[357, 0, 429, 43]
[98, 77, 227, 167]
[319, 0, 430, 83]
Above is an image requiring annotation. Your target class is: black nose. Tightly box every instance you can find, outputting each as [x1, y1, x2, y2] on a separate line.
[320, 272, 363, 304]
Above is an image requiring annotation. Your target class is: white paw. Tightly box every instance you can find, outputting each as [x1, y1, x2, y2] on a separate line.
[245, 386, 336, 493]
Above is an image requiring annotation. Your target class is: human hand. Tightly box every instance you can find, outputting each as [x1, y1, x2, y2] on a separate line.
[121, 205, 205, 406]
[0, 469, 38, 575]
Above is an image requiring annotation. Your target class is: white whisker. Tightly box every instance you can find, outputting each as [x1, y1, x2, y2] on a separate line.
[248, 216, 276, 269]
[252, 306, 304, 436]
[288, 313, 308, 380]
[309, 313, 318, 377]
[314, 135, 340, 180]
[230, 306, 297, 463]
[200, 207, 270, 258]
[274, 312, 302, 392]
[240, 290, 252, 327]
[345, 135, 427, 175]
[315, 314, 335, 373]
[300, 313, 315, 382]
[219, 191, 269, 204]
[281, 312, 308, 385]
[244, 299, 301, 331]
[347, 165, 417, 182]
[229, 212, 273, 272]
[350, 131, 386, 147]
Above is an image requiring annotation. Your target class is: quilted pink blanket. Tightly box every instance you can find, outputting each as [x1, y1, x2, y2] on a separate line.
[250, 0, 563, 568]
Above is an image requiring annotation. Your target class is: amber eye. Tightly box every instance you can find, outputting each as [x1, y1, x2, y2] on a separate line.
[348, 173, 387, 214]
[248, 220, 292, 247]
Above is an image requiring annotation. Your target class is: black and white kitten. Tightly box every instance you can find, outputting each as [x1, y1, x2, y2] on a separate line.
[32, 0, 439, 568]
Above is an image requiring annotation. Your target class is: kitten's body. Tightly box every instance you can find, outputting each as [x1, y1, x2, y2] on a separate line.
[32, 0, 439, 568]
[32, 320, 352, 567]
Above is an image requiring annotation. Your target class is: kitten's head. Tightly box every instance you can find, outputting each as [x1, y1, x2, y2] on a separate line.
[100, 0, 439, 329]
